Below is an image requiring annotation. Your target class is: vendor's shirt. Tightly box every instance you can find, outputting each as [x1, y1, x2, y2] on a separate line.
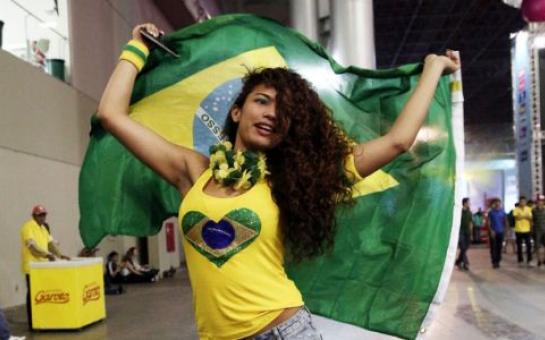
[20, 219, 52, 274]
[514, 206, 532, 233]
[488, 208, 506, 234]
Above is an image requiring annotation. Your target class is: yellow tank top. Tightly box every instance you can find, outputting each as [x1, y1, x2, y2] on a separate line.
[178, 169, 304, 340]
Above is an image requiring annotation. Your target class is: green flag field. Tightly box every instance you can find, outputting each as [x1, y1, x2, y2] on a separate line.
[79, 14, 464, 340]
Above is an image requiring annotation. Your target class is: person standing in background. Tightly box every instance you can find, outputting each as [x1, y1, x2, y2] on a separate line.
[488, 198, 508, 268]
[532, 195, 545, 267]
[505, 203, 519, 254]
[472, 208, 484, 243]
[514, 196, 533, 267]
[456, 198, 473, 271]
[20, 205, 70, 330]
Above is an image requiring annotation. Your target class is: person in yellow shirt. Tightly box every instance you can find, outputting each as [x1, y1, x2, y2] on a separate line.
[20, 205, 70, 330]
[513, 196, 533, 267]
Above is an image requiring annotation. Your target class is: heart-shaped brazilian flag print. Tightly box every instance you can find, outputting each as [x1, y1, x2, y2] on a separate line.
[181, 208, 261, 267]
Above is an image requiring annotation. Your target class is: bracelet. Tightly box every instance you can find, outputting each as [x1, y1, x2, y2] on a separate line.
[119, 39, 149, 72]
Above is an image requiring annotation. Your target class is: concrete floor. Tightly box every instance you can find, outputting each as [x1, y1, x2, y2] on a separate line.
[5, 245, 545, 340]
[424, 245, 545, 340]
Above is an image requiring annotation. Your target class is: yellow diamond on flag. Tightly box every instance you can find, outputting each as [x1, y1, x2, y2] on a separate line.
[352, 170, 399, 198]
[128, 47, 287, 149]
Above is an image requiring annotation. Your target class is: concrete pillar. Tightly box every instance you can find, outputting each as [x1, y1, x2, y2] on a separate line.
[330, 0, 376, 68]
[290, 0, 319, 41]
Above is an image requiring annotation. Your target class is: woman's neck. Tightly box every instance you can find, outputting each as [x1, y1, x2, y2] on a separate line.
[234, 138, 247, 152]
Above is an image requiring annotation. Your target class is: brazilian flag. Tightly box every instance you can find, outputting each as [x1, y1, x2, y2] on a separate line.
[79, 14, 462, 340]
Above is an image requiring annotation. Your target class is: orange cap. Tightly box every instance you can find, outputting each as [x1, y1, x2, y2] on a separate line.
[32, 205, 47, 215]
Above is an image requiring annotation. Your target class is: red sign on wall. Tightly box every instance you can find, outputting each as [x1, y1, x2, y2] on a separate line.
[166, 222, 175, 253]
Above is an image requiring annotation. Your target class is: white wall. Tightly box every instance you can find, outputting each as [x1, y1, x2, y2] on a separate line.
[148, 217, 184, 276]
[0, 49, 96, 307]
[0, 0, 70, 64]
[95, 235, 138, 261]
[1, 1, 180, 307]
[463, 159, 518, 211]
[68, 0, 173, 101]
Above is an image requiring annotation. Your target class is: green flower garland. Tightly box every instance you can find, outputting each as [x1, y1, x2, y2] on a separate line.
[209, 141, 268, 190]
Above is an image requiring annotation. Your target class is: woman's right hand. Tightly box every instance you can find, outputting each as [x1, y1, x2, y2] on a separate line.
[99, 23, 209, 195]
[131, 23, 164, 45]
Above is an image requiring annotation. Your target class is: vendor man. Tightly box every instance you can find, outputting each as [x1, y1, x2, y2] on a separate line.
[20, 205, 70, 330]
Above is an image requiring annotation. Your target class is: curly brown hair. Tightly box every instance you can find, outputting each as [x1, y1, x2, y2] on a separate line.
[224, 68, 355, 261]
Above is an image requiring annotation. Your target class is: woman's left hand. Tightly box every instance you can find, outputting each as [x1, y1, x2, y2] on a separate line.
[442, 50, 461, 74]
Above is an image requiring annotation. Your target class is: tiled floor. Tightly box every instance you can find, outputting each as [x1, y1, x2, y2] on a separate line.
[5, 245, 545, 339]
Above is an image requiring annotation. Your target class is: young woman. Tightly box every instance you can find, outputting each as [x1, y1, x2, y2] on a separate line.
[124, 247, 160, 280]
[104, 251, 125, 295]
[105, 251, 123, 284]
[118, 248, 158, 283]
[97, 23, 460, 340]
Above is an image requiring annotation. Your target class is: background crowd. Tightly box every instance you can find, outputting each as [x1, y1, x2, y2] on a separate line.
[456, 195, 545, 270]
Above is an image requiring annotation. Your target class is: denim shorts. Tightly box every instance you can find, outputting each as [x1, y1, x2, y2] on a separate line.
[249, 306, 322, 340]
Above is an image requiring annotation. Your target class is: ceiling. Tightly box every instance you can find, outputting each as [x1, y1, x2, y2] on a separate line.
[374, 0, 525, 126]
[154, 0, 527, 127]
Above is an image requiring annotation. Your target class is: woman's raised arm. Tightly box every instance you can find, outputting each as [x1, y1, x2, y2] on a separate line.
[97, 23, 207, 194]
[353, 51, 461, 177]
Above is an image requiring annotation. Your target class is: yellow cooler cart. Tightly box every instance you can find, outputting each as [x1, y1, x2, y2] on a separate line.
[30, 257, 106, 329]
